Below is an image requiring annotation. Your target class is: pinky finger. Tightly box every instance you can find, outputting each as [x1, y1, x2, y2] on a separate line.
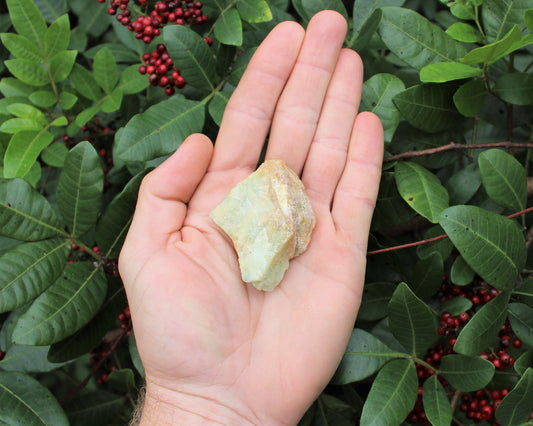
[331, 112, 384, 253]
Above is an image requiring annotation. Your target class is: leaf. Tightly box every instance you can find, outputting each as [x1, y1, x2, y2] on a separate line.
[0, 78, 34, 98]
[392, 84, 463, 133]
[360, 73, 405, 143]
[420, 62, 482, 83]
[58, 91, 78, 110]
[360, 359, 418, 426]
[0, 344, 65, 373]
[6, 0, 47, 53]
[439, 296, 473, 316]
[395, 162, 449, 223]
[4, 130, 54, 179]
[358, 282, 397, 322]
[227, 47, 255, 87]
[450, 255, 475, 286]
[408, 252, 443, 298]
[101, 87, 123, 113]
[514, 279, 533, 309]
[0, 371, 69, 425]
[208, 90, 231, 126]
[41, 143, 68, 167]
[388, 282, 438, 355]
[462, 25, 522, 65]
[119, 65, 150, 95]
[63, 390, 124, 426]
[4, 59, 49, 86]
[56, 141, 103, 237]
[44, 14, 70, 58]
[70, 63, 102, 101]
[0, 239, 69, 313]
[29, 90, 57, 108]
[453, 79, 487, 117]
[479, 149, 527, 212]
[331, 328, 398, 384]
[445, 163, 482, 206]
[482, 0, 532, 42]
[0, 33, 43, 62]
[438, 354, 495, 392]
[6, 103, 47, 125]
[0, 118, 43, 133]
[106, 368, 136, 394]
[164, 25, 218, 90]
[129, 330, 145, 378]
[372, 171, 416, 229]
[115, 97, 205, 164]
[34, 0, 68, 23]
[49, 50, 77, 82]
[12, 262, 107, 346]
[446, 22, 484, 43]
[72, 0, 112, 37]
[508, 303, 533, 347]
[95, 172, 144, 258]
[495, 368, 533, 426]
[514, 351, 533, 376]
[422, 375, 453, 426]
[292, 0, 349, 22]
[236, 0, 272, 23]
[0, 179, 65, 241]
[453, 291, 510, 356]
[93, 47, 117, 94]
[214, 7, 243, 46]
[493, 72, 533, 106]
[378, 7, 467, 70]
[439, 206, 526, 290]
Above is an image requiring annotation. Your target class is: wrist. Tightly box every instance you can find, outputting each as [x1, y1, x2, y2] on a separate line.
[137, 379, 260, 426]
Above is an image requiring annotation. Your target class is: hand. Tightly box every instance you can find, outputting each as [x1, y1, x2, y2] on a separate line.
[119, 10, 384, 425]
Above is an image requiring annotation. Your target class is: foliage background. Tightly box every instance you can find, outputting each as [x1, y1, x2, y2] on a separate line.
[0, 0, 533, 424]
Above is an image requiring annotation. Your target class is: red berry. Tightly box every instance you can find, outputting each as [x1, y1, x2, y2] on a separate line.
[513, 338, 522, 348]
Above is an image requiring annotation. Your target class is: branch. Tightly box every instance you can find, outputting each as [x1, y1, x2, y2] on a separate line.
[384, 141, 532, 163]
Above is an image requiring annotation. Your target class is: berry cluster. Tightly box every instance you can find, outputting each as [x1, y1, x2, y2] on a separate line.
[90, 346, 119, 386]
[99, 0, 211, 95]
[437, 310, 470, 336]
[438, 276, 500, 306]
[118, 306, 132, 335]
[459, 389, 507, 422]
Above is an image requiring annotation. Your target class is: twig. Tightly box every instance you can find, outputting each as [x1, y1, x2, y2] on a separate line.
[384, 141, 532, 163]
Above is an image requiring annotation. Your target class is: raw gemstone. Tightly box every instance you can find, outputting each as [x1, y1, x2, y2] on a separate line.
[209, 159, 316, 291]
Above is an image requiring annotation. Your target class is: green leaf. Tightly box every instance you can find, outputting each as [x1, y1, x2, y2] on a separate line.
[71, 0, 112, 37]
[50, 116, 67, 127]
[514, 351, 533, 376]
[508, 303, 533, 347]
[388, 282, 438, 355]
[44, 14, 70, 58]
[360, 73, 405, 143]
[462, 25, 522, 65]
[74, 105, 100, 128]
[446, 22, 484, 43]
[7, 103, 48, 125]
[445, 163, 482, 205]
[395, 162, 449, 223]
[0, 118, 43, 133]
[0, 239, 69, 313]
[227, 47, 255, 87]
[514, 278, 533, 309]
[41, 143, 68, 167]
[482, 0, 532, 42]
[0, 344, 64, 373]
[493, 72, 533, 106]
[0, 33, 43, 62]
[393, 84, 462, 133]
[236, 0, 272, 23]
[450, 255, 475, 286]
[115, 97, 205, 164]
[291, 0, 349, 22]
[22, 161, 42, 187]
[439, 296, 473, 316]
[378, 7, 467, 70]
[420, 62, 482, 83]
[0, 178, 65, 241]
[49, 50, 77, 82]
[12, 262, 107, 346]
[101, 87, 123, 113]
[93, 47, 117, 94]
[106, 368, 136, 394]
[408, 252, 443, 298]
[208, 90, 231, 126]
[164, 25, 218, 90]
[70, 63, 102, 101]
[29, 90, 57, 108]
[63, 390, 124, 426]
[119, 65, 150, 95]
[439, 206, 526, 290]
[56, 141, 103, 237]
[423, 375, 453, 426]
[214, 7, 243, 46]
[453, 79, 487, 117]
[438, 354, 495, 392]
[358, 282, 397, 322]
[454, 291, 510, 356]
[0, 371, 69, 425]
[360, 359, 418, 426]
[129, 330, 145, 378]
[95, 172, 144, 258]
[479, 149, 527, 212]
[58, 91, 78, 110]
[331, 328, 398, 384]
[495, 368, 533, 426]
[6, 0, 47, 53]
[4, 131, 54, 179]
[4, 59, 49, 86]
[35, 0, 68, 23]
[372, 171, 416, 229]
[0, 78, 34, 98]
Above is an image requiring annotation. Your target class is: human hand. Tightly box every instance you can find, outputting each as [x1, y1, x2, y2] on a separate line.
[119, 10, 384, 425]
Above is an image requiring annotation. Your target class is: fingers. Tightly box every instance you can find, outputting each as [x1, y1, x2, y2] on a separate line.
[301, 49, 363, 211]
[119, 134, 213, 283]
[208, 20, 305, 173]
[331, 112, 384, 253]
[266, 11, 348, 174]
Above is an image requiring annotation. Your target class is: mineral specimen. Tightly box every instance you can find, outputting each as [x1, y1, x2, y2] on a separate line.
[209, 159, 316, 291]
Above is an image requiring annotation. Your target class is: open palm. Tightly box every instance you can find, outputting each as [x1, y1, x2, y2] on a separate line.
[119, 11, 384, 425]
